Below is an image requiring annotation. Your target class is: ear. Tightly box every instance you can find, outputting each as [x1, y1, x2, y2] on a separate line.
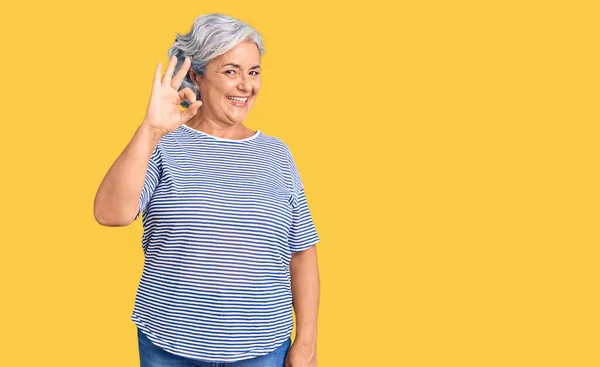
[188, 70, 201, 89]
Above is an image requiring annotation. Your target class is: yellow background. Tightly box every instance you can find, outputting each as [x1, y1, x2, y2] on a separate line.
[1, 0, 598, 366]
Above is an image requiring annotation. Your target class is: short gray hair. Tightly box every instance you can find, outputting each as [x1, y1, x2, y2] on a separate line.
[167, 13, 266, 108]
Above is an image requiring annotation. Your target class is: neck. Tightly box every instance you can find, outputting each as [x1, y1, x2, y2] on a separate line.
[185, 111, 252, 140]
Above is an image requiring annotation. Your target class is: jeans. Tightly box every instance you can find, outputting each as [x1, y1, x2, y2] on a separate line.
[138, 327, 291, 367]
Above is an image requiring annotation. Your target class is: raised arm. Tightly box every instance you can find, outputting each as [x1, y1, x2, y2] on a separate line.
[93, 123, 164, 226]
[93, 56, 202, 226]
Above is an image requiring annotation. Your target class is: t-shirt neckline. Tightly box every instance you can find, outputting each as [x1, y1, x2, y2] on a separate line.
[181, 124, 261, 142]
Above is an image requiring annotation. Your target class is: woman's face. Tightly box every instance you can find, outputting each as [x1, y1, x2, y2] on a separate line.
[192, 40, 262, 126]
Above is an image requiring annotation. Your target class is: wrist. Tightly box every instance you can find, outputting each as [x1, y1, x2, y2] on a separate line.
[140, 121, 166, 139]
[294, 330, 317, 345]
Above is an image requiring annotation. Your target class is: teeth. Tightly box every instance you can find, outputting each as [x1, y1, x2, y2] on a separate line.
[227, 96, 248, 103]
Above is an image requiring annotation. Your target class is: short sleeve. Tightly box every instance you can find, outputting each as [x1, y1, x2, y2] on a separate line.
[287, 150, 319, 252]
[134, 144, 162, 221]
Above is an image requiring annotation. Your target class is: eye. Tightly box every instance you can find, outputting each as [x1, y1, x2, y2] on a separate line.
[250, 71, 260, 75]
[224, 70, 236, 75]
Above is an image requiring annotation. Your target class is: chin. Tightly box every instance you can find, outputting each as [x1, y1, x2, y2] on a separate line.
[227, 112, 250, 124]
[224, 108, 251, 122]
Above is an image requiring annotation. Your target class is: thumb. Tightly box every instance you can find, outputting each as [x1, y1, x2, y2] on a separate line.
[180, 101, 203, 123]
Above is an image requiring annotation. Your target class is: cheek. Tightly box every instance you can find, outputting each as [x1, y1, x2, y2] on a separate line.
[211, 78, 234, 93]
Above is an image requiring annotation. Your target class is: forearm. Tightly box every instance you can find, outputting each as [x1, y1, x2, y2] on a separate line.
[94, 122, 163, 226]
[289, 245, 320, 345]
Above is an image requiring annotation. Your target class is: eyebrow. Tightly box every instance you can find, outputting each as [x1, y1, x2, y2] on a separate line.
[222, 63, 261, 70]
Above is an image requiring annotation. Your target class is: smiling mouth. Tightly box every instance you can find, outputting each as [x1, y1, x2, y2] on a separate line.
[226, 96, 249, 105]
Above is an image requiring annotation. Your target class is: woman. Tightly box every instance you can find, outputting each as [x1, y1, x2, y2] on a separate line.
[94, 13, 320, 367]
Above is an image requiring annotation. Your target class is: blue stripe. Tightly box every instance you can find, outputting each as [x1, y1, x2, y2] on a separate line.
[131, 124, 319, 362]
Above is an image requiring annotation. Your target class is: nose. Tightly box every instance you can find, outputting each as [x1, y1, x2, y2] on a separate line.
[238, 73, 251, 92]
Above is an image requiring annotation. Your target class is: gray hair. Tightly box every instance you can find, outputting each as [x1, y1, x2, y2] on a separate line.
[167, 13, 266, 108]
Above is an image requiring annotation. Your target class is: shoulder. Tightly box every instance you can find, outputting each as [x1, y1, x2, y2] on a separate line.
[259, 131, 287, 148]
[257, 131, 294, 159]
[153, 126, 196, 153]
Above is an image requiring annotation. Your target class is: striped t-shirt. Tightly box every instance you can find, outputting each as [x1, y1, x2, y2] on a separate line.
[130, 124, 319, 363]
